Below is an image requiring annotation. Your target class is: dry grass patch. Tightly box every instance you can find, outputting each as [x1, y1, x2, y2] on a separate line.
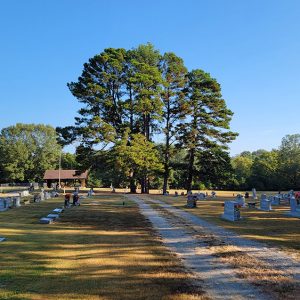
[149, 194, 300, 252]
[210, 245, 298, 299]
[145, 198, 300, 299]
[0, 194, 207, 300]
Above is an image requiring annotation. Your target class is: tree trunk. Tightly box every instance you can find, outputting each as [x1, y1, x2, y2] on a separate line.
[163, 97, 171, 194]
[186, 147, 195, 192]
[130, 175, 136, 193]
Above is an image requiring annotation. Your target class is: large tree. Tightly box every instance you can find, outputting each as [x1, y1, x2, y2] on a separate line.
[177, 69, 237, 192]
[160, 52, 188, 194]
[0, 124, 61, 182]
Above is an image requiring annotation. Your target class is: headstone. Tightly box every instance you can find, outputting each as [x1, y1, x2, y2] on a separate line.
[252, 188, 257, 199]
[0, 237, 6, 242]
[47, 214, 59, 220]
[40, 192, 45, 201]
[221, 201, 241, 221]
[260, 195, 272, 211]
[43, 183, 48, 189]
[33, 183, 39, 190]
[196, 193, 206, 200]
[51, 191, 59, 198]
[40, 217, 53, 224]
[44, 192, 51, 200]
[186, 194, 196, 208]
[19, 190, 30, 197]
[0, 198, 9, 212]
[12, 197, 21, 207]
[271, 196, 280, 206]
[289, 197, 300, 218]
[53, 208, 63, 213]
[236, 194, 246, 207]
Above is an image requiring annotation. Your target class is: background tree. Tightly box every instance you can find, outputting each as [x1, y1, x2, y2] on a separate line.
[231, 152, 254, 189]
[0, 123, 61, 182]
[177, 69, 238, 192]
[277, 134, 300, 189]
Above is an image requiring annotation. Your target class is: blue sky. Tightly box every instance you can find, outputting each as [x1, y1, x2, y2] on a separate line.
[1, 0, 300, 155]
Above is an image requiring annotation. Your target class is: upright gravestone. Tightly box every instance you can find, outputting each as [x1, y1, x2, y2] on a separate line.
[186, 194, 196, 208]
[196, 193, 206, 200]
[289, 197, 300, 218]
[12, 197, 21, 208]
[260, 194, 272, 211]
[221, 201, 241, 221]
[33, 183, 39, 190]
[19, 190, 30, 197]
[236, 194, 246, 207]
[271, 195, 280, 206]
[252, 188, 257, 200]
[0, 198, 9, 212]
[40, 192, 45, 201]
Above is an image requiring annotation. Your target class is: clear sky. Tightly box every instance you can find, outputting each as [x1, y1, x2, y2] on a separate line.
[1, 0, 300, 155]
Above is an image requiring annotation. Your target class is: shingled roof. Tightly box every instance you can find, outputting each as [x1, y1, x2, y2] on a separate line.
[43, 170, 88, 180]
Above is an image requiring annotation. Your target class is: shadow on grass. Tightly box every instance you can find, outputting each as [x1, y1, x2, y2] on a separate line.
[0, 196, 206, 300]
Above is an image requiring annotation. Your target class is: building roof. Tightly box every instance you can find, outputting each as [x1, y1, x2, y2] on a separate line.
[43, 170, 88, 180]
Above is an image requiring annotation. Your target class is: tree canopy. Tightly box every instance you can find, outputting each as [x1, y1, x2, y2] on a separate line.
[0, 123, 61, 182]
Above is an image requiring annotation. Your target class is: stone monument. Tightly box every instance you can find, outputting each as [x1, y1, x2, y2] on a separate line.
[236, 194, 246, 207]
[259, 195, 272, 211]
[288, 197, 300, 218]
[221, 201, 241, 221]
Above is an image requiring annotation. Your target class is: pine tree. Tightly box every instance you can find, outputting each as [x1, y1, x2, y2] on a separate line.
[177, 69, 238, 192]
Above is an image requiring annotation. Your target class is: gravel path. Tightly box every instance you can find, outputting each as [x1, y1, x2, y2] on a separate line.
[145, 196, 300, 281]
[128, 195, 271, 300]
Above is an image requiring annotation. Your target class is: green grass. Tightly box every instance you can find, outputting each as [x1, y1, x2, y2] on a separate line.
[0, 194, 206, 300]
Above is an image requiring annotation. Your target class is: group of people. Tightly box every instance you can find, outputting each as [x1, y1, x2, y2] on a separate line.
[64, 190, 80, 208]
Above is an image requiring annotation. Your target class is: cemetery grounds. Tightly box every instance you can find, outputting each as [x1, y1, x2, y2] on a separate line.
[0, 192, 207, 300]
[132, 190, 300, 299]
[0, 189, 300, 299]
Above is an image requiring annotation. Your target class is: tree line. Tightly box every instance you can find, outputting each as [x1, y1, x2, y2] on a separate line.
[0, 124, 300, 192]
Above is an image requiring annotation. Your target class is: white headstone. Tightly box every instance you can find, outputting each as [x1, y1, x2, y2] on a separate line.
[53, 208, 63, 214]
[260, 196, 272, 211]
[252, 188, 257, 199]
[236, 194, 246, 207]
[0, 198, 9, 212]
[19, 190, 30, 197]
[221, 201, 241, 221]
[47, 214, 59, 220]
[288, 197, 300, 218]
[13, 197, 21, 207]
[271, 196, 280, 206]
[196, 193, 206, 200]
[40, 217, 53, 224]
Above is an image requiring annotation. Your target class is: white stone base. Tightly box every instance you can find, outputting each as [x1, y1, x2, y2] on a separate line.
[286, 212, 300, 218]
[40, 217, 53, 224]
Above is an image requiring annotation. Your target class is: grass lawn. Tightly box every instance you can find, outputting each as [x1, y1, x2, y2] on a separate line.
[0, 194, 206, 300]
[147, 194, 300, 253]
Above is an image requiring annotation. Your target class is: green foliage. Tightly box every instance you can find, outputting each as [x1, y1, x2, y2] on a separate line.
[0, 124, 61, 182]
[177, 69, 238, 190]
[278, 134, 300, 189]
[60, 44, 237, 192]
[113, 131, 163, 189]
